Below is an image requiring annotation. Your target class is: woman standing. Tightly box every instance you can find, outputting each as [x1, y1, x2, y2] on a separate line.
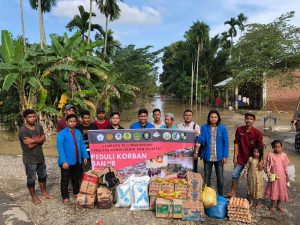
[195, 110, 229, 195]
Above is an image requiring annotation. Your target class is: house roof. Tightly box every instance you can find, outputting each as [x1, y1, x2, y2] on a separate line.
[214, 77, 233, 87]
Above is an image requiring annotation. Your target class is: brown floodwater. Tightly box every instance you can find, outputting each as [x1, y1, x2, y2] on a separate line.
[0, 96, 298, 183]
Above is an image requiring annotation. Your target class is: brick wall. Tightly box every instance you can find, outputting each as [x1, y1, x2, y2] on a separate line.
[266, 69, 300, 111]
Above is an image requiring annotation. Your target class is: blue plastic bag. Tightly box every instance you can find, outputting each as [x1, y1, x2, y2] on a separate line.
[205, 195, 228, 219]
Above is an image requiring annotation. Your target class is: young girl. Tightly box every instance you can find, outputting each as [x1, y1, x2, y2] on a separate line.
[243, 147, 264, 208]
[265, 140, 290, 212]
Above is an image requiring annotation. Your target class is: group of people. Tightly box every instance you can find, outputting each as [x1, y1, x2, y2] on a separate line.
[19, 105, 290, 213]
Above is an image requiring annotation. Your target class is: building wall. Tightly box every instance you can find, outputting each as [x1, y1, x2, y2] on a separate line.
[266, 69, 300, 111]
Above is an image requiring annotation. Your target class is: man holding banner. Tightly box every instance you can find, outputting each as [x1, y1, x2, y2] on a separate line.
[177, 109, 200, 172]
[130, 109, 155, 129]
[106, 112, 124, 130]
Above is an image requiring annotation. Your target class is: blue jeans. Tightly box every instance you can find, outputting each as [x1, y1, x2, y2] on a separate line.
[24, 161, 47, 188]
[203, 160, 224, 195]
[231, 163, 244, 180]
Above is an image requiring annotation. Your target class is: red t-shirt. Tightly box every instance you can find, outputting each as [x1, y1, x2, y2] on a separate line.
[94, 120, 110, 129]
[234, 126, 263, 165]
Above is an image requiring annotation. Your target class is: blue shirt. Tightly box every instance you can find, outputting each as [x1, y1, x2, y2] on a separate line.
[160, 124, 177, 129]
[130, 121, 155, 129]
[57, 128, 89, 166]
[196, 124, 229, 161]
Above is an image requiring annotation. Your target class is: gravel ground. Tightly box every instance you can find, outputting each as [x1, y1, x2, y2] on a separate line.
[0, 153, 299, 225]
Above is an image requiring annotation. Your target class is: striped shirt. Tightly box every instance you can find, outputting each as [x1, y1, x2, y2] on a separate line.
[210, 126, 217, 161]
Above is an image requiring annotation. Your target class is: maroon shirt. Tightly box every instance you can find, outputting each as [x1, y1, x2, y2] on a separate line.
[234, 126, 263, 165]
[94, 120, 110, 129]
[57, 118, 80, 132]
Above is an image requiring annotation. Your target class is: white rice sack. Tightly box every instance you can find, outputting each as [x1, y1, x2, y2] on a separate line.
[288, 164, 295, 182]
[130, 176, 150, 211]
[115, 176, 132, 207]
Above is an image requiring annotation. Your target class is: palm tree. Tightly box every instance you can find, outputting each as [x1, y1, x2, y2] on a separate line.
[224, 17, 239, 56]
[20, 0, 26, 51]
[96, 0, 122, 57]
[87, 0, 93, 44]
[237, 13, 248, 37]
[95, 29, 121, 60]
[185, 21, 209, 110]
[66, 5, 104, 41]
[29, 0, 57, 49]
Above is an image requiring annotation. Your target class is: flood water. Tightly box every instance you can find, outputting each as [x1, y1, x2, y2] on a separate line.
[0, 95, 299, 183]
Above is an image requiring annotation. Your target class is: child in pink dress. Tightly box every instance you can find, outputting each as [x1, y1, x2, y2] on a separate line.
[265, 140, 289, 212]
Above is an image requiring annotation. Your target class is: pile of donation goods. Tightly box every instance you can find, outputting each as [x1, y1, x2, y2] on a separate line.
[77, 167, 252, 223]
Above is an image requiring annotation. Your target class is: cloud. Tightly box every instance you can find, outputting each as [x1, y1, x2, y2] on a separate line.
[52, 0, 161, 25]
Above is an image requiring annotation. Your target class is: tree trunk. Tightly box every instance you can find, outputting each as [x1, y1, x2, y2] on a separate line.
[38, 0, 46, 49]
[20, 0, 26, 51]
[87, 0, 93, 44]
[190, 61, 194, 109]
[104, 16, 109, 57]
[195, 42, 200, 109]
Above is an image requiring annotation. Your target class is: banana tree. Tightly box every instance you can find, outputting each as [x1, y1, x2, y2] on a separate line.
[0, 30, 48, 113]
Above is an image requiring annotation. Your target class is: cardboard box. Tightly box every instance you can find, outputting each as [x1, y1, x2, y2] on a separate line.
[186, 172, 203, 191]
[149, 196, 157, 210]
[80, 171, 99, 195]
[149, 179, 162, 197]
[156, 198, 172, 218]
[172, 199, 183, 219]
[161, 183, 174, 193]
[187, 190, 202, 202]
[155, 198, 183, 219]
[182, 201, 204, 222]
[174, 184, 188, 200]
[76, 193, 96, 209]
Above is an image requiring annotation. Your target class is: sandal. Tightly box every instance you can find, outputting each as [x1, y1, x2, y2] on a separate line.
[63, 199, 70, 205]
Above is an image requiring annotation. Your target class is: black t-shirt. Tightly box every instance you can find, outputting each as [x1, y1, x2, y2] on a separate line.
[19, 124, 45, 164]
[105, 124, 124, 129]
[76, 123, 98, 150]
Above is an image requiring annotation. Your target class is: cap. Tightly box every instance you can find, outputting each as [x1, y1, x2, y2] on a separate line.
[165, 113, 175, 121]
[64, 104, 74, 111]
[244, 112, 256, 120]
[97, 106, 105, 113]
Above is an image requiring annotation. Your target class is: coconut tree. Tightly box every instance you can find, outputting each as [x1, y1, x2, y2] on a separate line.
[87, 0, 94, 44]
[96, 0, 122, 57]
[237, 13, 248, 37]
[224, 17, 239, 56]
[95, 29, 121, 60]
[66, 5, 104, 42]
[20, 0, 26, 51]
[185, 21, 209, 110]
[29, 0, 57, 49]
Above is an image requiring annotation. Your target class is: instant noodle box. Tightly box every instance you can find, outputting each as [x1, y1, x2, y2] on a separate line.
[149, 196, 157, 210]
[149, 179, 162, 196]
[182, 201, 205, 222]
[186, 172, 203, 191]
[76, 193, 97, 209]
[174, 184, 188, 200]
[80, 171, 99, 195]
[161, 183, 174, 193]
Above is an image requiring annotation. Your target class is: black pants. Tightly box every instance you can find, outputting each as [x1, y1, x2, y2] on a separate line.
[60, 162, 81, 200]
[193, 159, 198, 173]
[203, 160, 224, 195]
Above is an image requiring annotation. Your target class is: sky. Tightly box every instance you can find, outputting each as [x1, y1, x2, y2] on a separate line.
[0, 0, 299, 77]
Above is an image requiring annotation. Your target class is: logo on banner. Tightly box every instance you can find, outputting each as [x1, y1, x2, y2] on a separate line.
[133, 132, 142, 141]
[163, 132, 171, 140]
[123, 132, 132, 140]
[106, 133, 114, 141]
[96, 134, 104, 142]
[143, 132, 151, 140]
[172, 132, 180, 141]
[181, 133, 187, 140]
[153, 131, 160, 138]
[115, 133, 122, 141]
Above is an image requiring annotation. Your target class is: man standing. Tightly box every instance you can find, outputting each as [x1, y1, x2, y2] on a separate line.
[130, 109, 155, 129]
[106, 112, 124, 129]
[291, 109, 300, 152]
[57, 114, 89, 204]
[76, 110, 97, 172]
[152, 108, 165, 128]
[226, 112, 264, 197]
[57, 104, 79, 132]
[160, 113, 177, 129]
[177, 109, 200, 172]
[94, 106, 110, 129]
[19, 109, 53, 205]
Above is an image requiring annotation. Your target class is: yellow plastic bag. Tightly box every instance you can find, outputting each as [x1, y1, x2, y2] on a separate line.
[202, 186, 217, 208]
